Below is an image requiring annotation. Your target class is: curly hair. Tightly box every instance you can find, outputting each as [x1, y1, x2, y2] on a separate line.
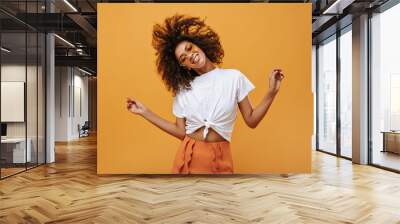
[152, 14, 224, 96]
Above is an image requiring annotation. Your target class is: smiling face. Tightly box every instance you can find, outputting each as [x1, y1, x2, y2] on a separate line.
[175, 41, 207, 70]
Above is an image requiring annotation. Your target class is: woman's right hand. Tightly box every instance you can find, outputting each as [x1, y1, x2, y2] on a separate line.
[126, 97, 148, 116]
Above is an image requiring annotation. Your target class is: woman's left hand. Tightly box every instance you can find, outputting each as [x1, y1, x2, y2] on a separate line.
[268, 69, 284, 95]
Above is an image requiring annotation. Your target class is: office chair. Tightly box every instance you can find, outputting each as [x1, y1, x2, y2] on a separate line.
[79, 121, 90, 138]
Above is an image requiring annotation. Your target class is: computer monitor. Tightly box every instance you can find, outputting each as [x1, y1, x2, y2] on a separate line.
[1, 123, 7, 137]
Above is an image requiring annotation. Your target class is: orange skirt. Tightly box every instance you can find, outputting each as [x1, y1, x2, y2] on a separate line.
[172, 135, 234, 174]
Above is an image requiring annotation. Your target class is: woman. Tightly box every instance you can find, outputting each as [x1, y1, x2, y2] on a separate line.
[127, 14, 284, 174]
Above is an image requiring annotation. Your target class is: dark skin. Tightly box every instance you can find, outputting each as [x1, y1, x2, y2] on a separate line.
[127, 41, 284, 142]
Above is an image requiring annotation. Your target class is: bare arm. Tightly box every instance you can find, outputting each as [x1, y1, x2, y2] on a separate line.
[127, 98, 186, 140]
[238, 69, 284, 129]
[238, 93, 277, 129]
[142, 111, 186, 140]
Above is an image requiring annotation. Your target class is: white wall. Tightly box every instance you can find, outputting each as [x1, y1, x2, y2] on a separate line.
[55, 67, 89, 141]
[1, 63, 46, 164]
[1, 65, 38, 138]
[55, 67, 70, 141]
[72, 72, 89, 138]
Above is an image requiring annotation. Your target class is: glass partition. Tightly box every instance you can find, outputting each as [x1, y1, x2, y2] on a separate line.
[1, 31, 28, 177]
[0, 1, 46, 179]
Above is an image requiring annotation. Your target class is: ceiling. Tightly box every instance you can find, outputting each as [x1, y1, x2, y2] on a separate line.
[0, 0, 392, 75]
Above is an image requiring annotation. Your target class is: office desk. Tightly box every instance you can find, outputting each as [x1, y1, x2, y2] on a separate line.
[1, 138, 31, 163]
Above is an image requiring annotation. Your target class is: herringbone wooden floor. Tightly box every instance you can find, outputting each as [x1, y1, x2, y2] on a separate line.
[1, 134, 400, 224]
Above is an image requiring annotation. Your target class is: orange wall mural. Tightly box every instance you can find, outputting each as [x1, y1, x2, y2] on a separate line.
[98, 3, 312, 174]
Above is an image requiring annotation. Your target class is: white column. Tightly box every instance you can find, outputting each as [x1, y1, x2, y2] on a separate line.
[352, 14, 369, 164]
[45, 1, 55, 163]
[46, 32, 55, 163]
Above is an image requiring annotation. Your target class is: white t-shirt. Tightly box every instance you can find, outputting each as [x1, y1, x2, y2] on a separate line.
[172, 67, 255, 142]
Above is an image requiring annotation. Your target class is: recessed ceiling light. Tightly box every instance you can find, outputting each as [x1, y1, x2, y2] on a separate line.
[77, 67, 93, 76]
[1, 47, 11, 53]
[63, 0, 78, 12]
[322, 0, 354, 15]
[54, 34, 75, 48]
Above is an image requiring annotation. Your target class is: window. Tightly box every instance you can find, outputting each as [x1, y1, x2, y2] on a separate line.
[370, 2, 400, 171]
[339, 27, 352, 158]
[317, 35, 337, 154]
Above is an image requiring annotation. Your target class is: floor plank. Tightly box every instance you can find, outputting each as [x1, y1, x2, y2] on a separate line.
[0, 134, 399, 223]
